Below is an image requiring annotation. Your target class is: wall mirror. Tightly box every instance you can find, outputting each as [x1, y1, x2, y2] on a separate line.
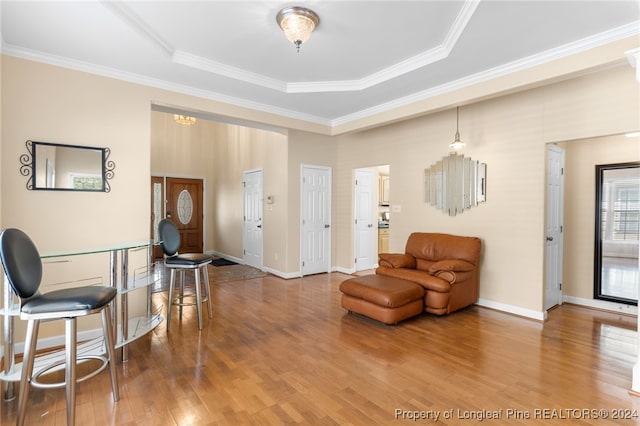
[424, 153, 486, 216]
[594, 162, 639, 305]
[21, 140, 115, 192]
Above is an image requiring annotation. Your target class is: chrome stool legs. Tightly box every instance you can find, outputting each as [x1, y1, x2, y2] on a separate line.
[166, 264, 212, 331]
[17, 304, 119, 426]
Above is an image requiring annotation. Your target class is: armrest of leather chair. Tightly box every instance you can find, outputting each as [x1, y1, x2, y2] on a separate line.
[378, 253, 416, 269]
[428, 259, 475, 284]
[377, 266, 450, 292]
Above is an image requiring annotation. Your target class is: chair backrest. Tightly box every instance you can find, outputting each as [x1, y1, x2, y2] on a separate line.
[158, 219, 181, 257]
[405, 232, 482, 266]
[0, 228, 43, 299]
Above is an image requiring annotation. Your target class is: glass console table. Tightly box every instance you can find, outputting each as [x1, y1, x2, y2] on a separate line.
[1, 240, 163, 401]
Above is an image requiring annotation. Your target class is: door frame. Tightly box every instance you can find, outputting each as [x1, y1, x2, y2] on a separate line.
[300, 164, 332, 276]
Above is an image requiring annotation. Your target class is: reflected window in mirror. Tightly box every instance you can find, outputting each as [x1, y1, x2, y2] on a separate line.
[21, 140, 115, 192]
[594, 162, 640, 305]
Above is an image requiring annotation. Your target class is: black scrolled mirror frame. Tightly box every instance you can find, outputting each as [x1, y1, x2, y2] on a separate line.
[20, 140, 115, 192]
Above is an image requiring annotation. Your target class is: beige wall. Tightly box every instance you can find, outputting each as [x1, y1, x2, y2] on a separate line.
[0, 52, 638, 355]
[560, 135, 640, 300]
[333, 64, 639, 317]
[209, 121, 289, 271]
[287, 131, 337, 273]
[151, 111, 290, 271]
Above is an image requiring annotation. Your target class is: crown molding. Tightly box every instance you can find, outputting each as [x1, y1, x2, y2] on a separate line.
[0, 42, 332, 128]
[101, 0, 173, 56]
[107, 0, 479, 94]
[2, 17, 637, 133]
[331, 21, 640, 127]
[172, 50, 286, 92]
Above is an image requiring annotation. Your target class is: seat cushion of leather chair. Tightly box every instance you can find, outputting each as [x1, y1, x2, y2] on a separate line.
[165, 253, 213, 266]
[21, 286, 117, 315]
[339, 274, 424, 308]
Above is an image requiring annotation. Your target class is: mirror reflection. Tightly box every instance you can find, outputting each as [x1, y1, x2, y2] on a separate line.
[594, 163, 639, 304]
[31, 142, 106, 191]
[424, 153, 486, 216]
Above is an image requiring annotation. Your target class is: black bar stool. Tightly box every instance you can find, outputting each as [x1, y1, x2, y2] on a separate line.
[0, 228, 119, 426]
[157, 219, 213, 330]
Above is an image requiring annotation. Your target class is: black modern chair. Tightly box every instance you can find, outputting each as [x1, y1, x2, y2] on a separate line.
[157, 219, 213, 330]
[0, 228, 119, 426]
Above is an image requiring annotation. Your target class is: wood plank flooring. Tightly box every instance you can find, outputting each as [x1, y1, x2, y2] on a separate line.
[1, 272, 639, 425]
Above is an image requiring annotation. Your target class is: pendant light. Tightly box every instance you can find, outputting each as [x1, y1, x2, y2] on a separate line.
[449, 107, 465, 150]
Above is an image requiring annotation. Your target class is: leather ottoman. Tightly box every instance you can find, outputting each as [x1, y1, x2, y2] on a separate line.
[340, 274, 425, 324]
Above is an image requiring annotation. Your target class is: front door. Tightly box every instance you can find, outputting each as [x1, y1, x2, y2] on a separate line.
[301, 165, 331, 276]
[165, 177, 204, 254]
[243, 169, 263, 269]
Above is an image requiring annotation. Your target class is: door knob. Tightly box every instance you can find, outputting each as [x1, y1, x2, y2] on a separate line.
[367, 224, 373, 228]
[257, 225, 262, 228]
[324, 224, 330, 228]
[546, 236, 554, 241]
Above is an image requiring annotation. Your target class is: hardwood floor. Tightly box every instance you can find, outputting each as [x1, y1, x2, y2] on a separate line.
[2, 272, 639, 425]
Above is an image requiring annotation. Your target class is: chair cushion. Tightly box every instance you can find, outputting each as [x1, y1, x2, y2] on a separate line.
[21, 286, 117, 315]
[165, 253, 213, 267]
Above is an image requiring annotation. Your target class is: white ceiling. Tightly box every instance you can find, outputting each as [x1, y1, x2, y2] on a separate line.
[1, 1, 639, 131]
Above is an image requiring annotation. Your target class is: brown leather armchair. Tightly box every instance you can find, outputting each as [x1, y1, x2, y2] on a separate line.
[376, 232, 481, 315]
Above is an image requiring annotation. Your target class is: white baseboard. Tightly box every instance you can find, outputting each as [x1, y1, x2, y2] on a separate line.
[562, 295, 638, 315]
[333, 266, 356, 275]
[476, 298, 547, 321]
[207, 251, 243, 265]
[263, 267, 300, 279]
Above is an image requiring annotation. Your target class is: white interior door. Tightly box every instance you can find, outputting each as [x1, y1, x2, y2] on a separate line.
[545, 145, 564, 310]
[301, 165, 331, 276]
[355, 168, 375, 271]
[243, 169, 263, 269]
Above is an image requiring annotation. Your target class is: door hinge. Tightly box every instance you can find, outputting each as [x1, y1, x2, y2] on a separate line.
[561, 168, 564, 175]
[355, 179, 358, 186]
[355, 219, 357, 225]
[302, 261, 305, 267]
[354, 258, 357, 263]
[560, 225, 563, 233]
[559, 283, 562, 290]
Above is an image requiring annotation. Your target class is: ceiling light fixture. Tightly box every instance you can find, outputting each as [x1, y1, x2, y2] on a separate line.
[276, 6, 319, 53]
[174, 114, 196, 125]
[449, 107, 466, 151]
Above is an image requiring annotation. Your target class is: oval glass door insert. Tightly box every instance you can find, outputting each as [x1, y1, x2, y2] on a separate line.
[177, 189, 193, 225]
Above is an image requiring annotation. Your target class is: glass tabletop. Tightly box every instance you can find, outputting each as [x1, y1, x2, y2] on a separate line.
[40, 239, 155, 259]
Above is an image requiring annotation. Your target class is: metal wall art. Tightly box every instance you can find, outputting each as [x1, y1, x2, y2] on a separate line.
[424, 153, 486, 216]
